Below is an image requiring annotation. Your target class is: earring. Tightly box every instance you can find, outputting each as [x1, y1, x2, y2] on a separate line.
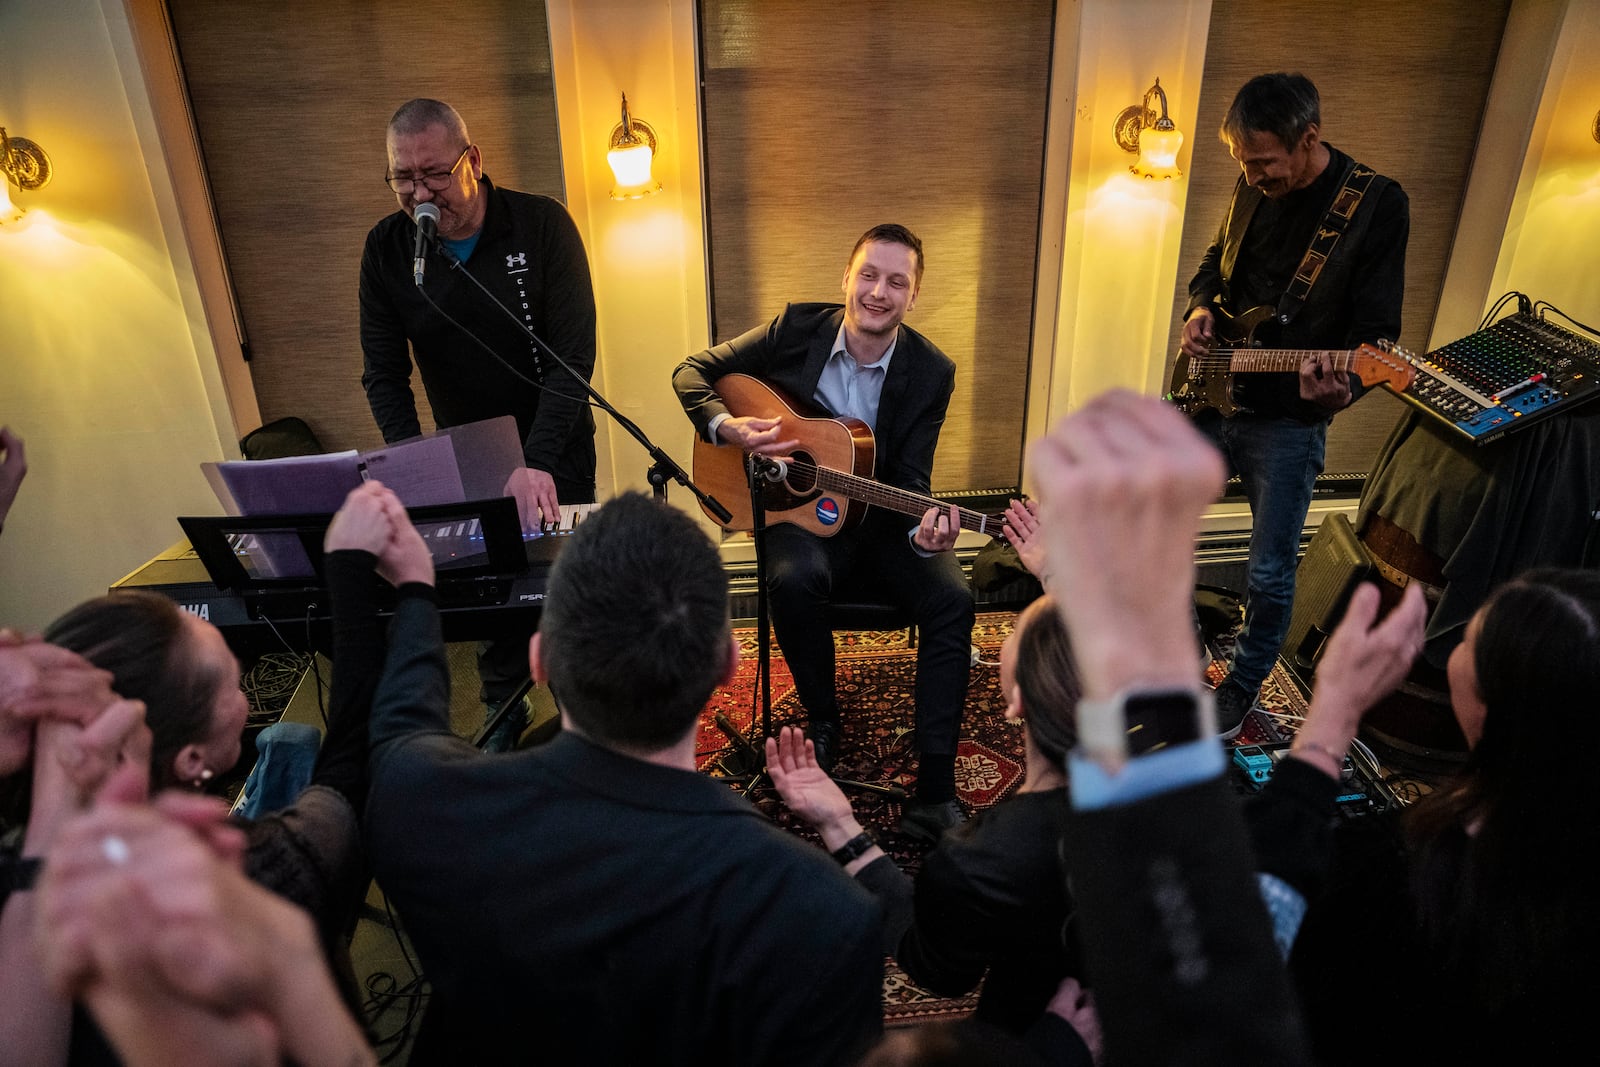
[192, 767, 214, 788]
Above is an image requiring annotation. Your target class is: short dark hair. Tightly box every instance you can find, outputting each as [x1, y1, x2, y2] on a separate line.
[539, 493, 733, 750]
[387, 98, 470, 146]
[850, 223, 924, 285]
[45, 591, 221, 789]
[1220, 73, 1321, 153]
[1012, 597, 1082, 766]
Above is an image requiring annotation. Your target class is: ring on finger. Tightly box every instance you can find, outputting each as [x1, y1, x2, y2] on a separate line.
[100, 835, 130, 866]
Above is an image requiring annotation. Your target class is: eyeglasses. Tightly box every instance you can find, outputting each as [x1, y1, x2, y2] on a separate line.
[384, 145, 471, 195]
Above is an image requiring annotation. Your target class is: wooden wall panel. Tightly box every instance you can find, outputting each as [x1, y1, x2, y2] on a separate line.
[700, 0, 1056, 492]
[165, 0, 562, 453]
[1168, 0, 1512, 476]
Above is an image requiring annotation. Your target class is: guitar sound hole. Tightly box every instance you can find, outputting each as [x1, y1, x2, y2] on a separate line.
[786, 451, 817, 493]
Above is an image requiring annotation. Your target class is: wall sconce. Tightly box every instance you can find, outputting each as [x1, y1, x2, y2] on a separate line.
[1112, 79, 1184, 180]
[607, 93, 661, 200]
[0, 126, 52, 224]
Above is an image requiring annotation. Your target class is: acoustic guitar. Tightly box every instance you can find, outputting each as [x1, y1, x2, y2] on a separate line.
[1166, 304, 1416, 417]
[691, 374, 1001, 538]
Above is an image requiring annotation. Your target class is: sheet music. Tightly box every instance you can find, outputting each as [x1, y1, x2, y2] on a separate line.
[358, 435, 465, 506]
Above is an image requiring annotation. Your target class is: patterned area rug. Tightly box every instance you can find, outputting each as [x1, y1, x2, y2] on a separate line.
[697, 614, 1016, 1025]
[696, 613, 1313, 1025]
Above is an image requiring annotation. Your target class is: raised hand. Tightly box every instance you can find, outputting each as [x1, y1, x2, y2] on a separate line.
[0, 426, 26, 531]
[1027, 389, 1226, 700]
[1291, 582, 1425, 776]
[324, 481, 394, 556]
[36, 797, 372, 1067]
[1000, 498, 1045, 578]
[375, 490, 434, 588]
[766, 726, 855, 832]
[1, 641, 120, 776]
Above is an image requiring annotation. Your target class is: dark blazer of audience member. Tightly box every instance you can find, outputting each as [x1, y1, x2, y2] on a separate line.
[365, 492, 885, 1066]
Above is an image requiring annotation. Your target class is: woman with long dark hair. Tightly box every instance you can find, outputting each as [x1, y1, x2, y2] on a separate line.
[1256, 568, 1600, 1064]
[2, 481, 418, 1064]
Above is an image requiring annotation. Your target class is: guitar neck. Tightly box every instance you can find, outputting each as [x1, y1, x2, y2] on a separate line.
[1208, 347, 1354, 373]
[802, 463, 995, 535]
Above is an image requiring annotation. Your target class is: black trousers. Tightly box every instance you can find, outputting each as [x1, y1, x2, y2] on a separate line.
[764, 511, 974, 756]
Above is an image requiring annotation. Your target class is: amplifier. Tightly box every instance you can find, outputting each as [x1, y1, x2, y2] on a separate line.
[1281, 513, 1374, 691]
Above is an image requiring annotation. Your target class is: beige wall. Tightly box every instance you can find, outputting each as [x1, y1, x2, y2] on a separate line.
[545, 0, 710, 521]
[1486, 0, 1600, 328]
[7, 0, 1600, 631]
[0, 0, 230, 631]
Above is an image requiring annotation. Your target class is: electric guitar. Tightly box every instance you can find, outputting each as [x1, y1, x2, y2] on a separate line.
[1166, 304, 1415, 417]
[691, 374, 1002, 538]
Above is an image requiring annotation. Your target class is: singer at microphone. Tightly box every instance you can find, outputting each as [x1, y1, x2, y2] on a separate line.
[360, 97, 599, 753]
[412, 202, 440, 287]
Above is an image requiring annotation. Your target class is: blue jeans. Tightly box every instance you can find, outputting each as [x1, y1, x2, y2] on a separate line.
[236, 721, 321, 818]
[1195, 411, 1327, 693]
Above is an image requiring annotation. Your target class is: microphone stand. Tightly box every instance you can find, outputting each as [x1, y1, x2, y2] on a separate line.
[707, 454, 777, 793]
[714, 455, 907, 801]
[427, 242, 732, 525]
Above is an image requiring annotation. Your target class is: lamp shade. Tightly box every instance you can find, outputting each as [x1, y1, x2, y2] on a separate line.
[607, 141, 658, 198]
[1132, 124, 1183, 180]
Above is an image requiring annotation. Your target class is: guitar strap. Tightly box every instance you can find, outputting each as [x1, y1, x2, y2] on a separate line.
[1275, 158, 1381, 326]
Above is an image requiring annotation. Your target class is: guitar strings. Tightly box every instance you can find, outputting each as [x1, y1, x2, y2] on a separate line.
[774, 457, 994, 534]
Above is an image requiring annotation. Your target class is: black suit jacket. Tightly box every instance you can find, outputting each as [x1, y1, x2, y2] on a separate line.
[1062, 775, 1312, 1065]
[673, 302, 956, 496]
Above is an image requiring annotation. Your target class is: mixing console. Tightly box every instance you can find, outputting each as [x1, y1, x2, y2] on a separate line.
[1403, 311, 1600, 444]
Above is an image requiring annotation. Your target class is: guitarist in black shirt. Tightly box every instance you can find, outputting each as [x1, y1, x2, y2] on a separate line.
[1178, 73, 1408, 735]
[673, 224, 974, 843]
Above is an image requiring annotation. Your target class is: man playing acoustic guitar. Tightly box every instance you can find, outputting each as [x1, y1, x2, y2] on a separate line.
[673, 223, 974, 843]
[1179, 73, 1408, 735]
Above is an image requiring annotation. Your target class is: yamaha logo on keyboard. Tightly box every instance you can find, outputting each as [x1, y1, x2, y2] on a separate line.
[179, 602, 211, 621]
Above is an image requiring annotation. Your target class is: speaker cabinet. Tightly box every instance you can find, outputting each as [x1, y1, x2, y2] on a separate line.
[1282, 514, 1374, 691]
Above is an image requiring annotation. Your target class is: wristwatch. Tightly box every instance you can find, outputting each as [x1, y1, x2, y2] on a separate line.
[1076, 685, 1216, 767]
[829, 831, 876, 866]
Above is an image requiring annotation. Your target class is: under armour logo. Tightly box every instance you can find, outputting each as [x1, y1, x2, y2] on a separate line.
[506, 253, 527, 268]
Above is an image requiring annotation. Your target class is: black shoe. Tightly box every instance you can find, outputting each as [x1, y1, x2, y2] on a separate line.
[808, 720, 840, 776]
[480, 696, 529, 753]
[1213, 679, 1258, 741]
[899, 799, 965, 844]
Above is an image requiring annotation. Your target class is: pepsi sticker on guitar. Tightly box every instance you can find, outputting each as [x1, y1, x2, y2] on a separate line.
[815, 498, 841, 526]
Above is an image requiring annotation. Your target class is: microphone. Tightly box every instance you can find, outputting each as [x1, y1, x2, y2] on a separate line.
[752, 456, 788, 483]
[412, 202, 440, 287]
